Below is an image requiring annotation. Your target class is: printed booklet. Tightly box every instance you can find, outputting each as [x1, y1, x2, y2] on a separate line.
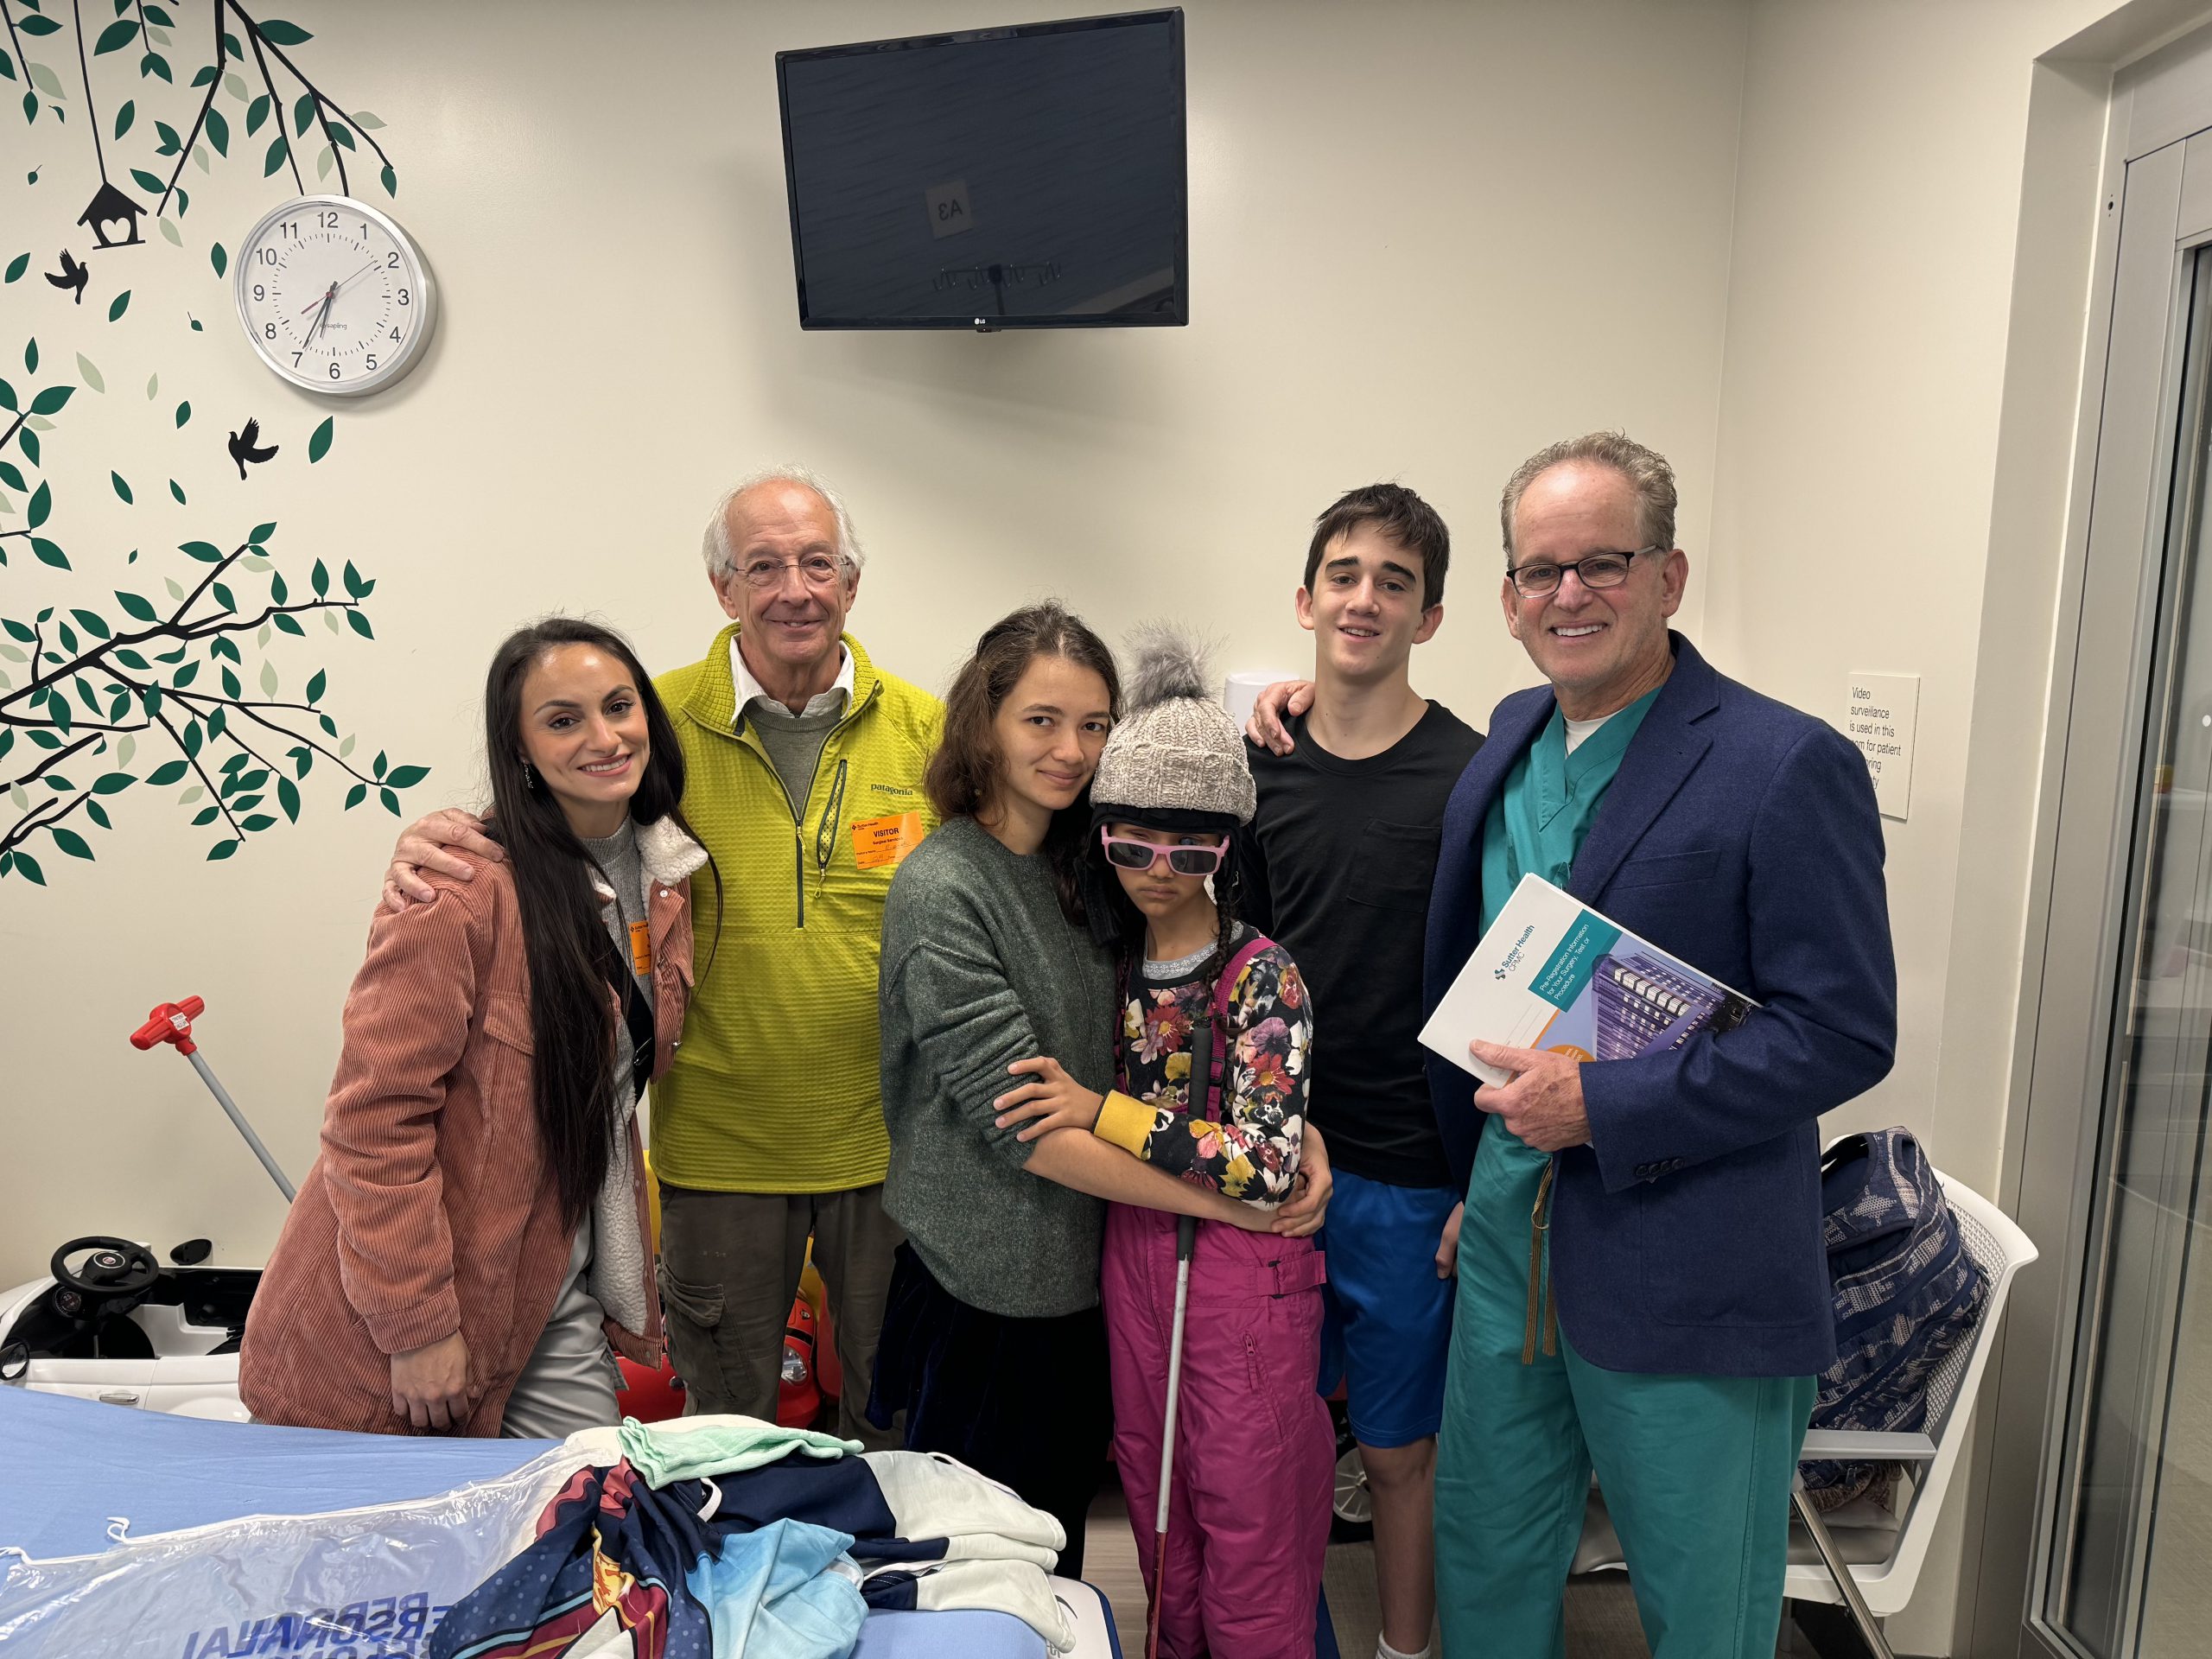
[1419, 873, 1755, 1087]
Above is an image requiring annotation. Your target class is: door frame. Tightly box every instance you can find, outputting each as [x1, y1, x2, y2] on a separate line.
[1969, 23, 2212, 1656]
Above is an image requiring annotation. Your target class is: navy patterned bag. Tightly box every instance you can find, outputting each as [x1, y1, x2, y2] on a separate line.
[1803, 1128, 1988, 1511]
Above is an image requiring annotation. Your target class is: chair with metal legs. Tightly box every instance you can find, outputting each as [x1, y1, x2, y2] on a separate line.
[1572, 1170, 2038, 1656]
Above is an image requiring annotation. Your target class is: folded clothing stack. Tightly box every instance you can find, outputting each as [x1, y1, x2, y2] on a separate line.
[425, 1415, 1076, 1659]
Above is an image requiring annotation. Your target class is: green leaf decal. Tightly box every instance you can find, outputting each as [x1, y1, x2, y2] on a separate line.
[26, 480, 48, 527]
[250, 521, 275, 543]
[306, 669, 326, 703]
[11, 852, 46, 885]
[113, 98, 133, 137]
[346, 610, 374, 640]
[93, 18, 139, 54]
[246, 92, 268, 134]
[18, 14, 61, 36]
[110, 471, 131, 504]
[168, 479, 184, 504]
[277, 776, 300, 822]
[205, 105, 228, 156]
[116, 590, 156, 621]
[379, 164, 397, 197]
[92, 772, 134, 794]
[107, 289, 130, 322]
[30, 537, 65, 569]
[292, 92, 314, 136]
[158, 216, 181, 245]
[264, 135, 288, 177]
[210, 242, 226, 277]
[22, 338, 35, 372]
[350, 111, 385, 130]
[147, 760, 188, 785]
[29, 384, 70, 413]
[141, 53, 171, 83]
[3, 253, 25, 283]
[178, 540, 221, 563]
[307, 416, 334, 463]
[385, 765, 429, 790]
[175, 400, 189, 427]
[129, 166, 162, 194]
[50, 827, 92, 860]
[259, 20, 315, 47]
[76, 353, 103, 393]
[207, 839, 239, 861]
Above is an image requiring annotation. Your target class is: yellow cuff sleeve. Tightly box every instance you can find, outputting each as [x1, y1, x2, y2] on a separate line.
[1091, 1090, 1154, 1157]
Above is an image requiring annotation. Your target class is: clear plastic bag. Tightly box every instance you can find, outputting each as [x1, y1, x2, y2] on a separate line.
[0, 1446, 587, 1658]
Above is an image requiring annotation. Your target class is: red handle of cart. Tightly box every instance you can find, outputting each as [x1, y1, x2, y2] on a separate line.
[128, 995, 296, 1202]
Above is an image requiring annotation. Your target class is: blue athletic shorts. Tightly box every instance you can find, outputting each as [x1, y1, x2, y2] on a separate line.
[1317, 1167, 1459, 1448]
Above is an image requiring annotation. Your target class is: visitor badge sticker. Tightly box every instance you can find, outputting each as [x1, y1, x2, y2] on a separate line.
[851, 811, 926, 870]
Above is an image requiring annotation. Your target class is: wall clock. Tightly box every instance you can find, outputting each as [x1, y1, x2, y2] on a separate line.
[232, 195, 437, 396]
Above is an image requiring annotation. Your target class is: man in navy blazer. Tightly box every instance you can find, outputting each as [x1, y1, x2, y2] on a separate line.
[1423, 432, 1897, 1658]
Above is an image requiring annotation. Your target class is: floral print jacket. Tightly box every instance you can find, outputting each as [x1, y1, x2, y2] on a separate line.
[1096, 928, 1314, 1205]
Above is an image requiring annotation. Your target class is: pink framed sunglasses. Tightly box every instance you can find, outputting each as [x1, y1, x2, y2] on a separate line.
[1099, 829, 1229, 876]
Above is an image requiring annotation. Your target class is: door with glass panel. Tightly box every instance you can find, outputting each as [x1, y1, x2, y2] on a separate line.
[1990, 35, 2212, 1656]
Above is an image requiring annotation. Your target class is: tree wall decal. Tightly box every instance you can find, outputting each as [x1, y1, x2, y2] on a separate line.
[0, 0, 427, 886]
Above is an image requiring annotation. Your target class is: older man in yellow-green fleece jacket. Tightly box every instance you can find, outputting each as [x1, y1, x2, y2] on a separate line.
[384, 467, 942, 1445]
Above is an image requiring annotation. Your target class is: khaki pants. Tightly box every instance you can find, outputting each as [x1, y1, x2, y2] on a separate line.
[656, 1181, 904, 1449]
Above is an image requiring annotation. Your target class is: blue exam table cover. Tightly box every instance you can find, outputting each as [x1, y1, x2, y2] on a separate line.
[2, 1387, 1053, 1658]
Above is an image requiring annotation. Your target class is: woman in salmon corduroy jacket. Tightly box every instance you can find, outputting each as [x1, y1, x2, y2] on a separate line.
[243, 618, 711, 1437]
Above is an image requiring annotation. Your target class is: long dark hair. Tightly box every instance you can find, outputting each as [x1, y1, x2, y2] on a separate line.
[925, 601, 1122, 927]
[482, 617, 709, 1229]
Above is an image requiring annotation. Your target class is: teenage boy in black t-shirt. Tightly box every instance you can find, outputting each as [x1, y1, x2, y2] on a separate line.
[1238, 485, 1480, 1659]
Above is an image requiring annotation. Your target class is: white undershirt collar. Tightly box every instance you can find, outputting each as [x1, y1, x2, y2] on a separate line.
[729, 635, 853, 727]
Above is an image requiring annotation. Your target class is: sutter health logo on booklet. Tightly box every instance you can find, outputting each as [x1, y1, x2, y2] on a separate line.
[1420, 874, 1754, 1088]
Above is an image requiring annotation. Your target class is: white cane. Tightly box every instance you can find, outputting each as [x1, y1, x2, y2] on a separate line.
[1147, 1211, 1199, 1659]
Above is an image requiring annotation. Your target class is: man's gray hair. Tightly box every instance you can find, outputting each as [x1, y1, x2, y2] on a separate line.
[701, 466, 867, 580]
[1498, 431, 1677, 561]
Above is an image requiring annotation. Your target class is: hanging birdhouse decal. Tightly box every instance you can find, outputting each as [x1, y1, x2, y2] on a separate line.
[76, 181, 148, 251]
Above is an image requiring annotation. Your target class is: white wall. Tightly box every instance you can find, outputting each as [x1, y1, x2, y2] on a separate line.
[0, 0, 1749, 1281]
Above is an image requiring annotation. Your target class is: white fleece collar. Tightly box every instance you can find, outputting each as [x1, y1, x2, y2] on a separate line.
[589, 816, 709, 899]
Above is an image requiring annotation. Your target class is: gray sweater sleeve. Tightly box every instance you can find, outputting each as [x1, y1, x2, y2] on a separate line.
[886, 923, 1046, 1174]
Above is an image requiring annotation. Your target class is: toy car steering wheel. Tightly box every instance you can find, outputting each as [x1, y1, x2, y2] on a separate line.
[49, 1236, 162, 1317]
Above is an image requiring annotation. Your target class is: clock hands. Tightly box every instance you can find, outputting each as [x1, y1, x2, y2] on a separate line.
[296, 261, 383, 315]
[306, 282, 339, 340]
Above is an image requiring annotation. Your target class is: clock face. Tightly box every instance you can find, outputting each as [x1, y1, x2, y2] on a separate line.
[232, 195, 436, 396]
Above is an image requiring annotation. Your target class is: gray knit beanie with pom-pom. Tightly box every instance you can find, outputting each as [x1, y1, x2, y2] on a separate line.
[1090, 626, 1255, 827]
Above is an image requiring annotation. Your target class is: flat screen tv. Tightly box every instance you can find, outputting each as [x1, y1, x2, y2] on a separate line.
[777, 10, 1188, 330]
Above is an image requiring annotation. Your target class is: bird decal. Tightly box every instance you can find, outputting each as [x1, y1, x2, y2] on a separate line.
[45, 251, 88, 306]
[227, 418, 279, 480]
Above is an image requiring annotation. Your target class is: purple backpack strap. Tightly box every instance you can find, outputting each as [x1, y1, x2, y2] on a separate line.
[1195, 934, 1274, 1125]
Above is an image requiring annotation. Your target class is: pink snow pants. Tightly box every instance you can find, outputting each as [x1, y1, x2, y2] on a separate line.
[1103, 1202, 1334, 1658]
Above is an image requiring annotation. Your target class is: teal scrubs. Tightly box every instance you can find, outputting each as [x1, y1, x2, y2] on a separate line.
[1434, 692, 1817, 1659]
